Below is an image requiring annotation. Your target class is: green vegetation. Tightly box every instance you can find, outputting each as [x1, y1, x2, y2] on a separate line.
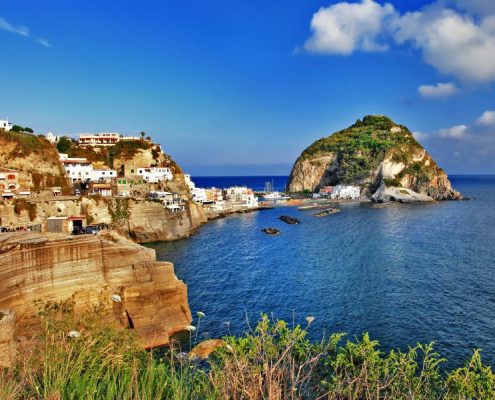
[1, 303, 494, 399]
[57, 136, 109, 165]
[0, 130, 54, 158]
[300, 115, 422, 184]
[107, 198, 131, 226]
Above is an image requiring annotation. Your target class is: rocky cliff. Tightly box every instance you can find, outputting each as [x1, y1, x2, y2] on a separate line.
[0, 231, 192, 363]
[0, 130, 70, 192]
[0, 197, 206, 242]
[288, 115, 462, 200]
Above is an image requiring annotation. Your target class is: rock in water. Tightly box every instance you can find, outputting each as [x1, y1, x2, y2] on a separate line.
[279, 216, 300, 224]
[262, 227, 280, 235]
[287, 115, 462, 201]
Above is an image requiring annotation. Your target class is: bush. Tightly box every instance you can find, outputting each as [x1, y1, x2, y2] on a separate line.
[2, 309, 494, 399]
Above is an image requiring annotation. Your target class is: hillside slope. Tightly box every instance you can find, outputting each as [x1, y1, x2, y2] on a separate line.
[287, 115, 462, 200]
[0, 130, 70, 193]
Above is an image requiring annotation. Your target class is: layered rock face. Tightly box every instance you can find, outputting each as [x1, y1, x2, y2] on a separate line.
[0, 231, 192, 357]
[288, 115, 462, 200]
[0, 131, 70, 192]
[0, 197, 206, 243]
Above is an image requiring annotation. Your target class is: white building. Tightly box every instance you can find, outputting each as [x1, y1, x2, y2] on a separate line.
[79, 132, 121, 146]
[91, 169, 117, 182]
[0, 119, 13, 132]
[191, 187, 207, 203]
[224, 186, 258, 208]
[137, 167, 173, 183]
[184, 174, 196, 190]
[331, 185, 361, 200]
[45, 132, 59, 143]
[61, 156, 93, 182]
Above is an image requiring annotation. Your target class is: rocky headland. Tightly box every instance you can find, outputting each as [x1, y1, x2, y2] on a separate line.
[0, 230, 191, 366]
[288, 115, 462, 202]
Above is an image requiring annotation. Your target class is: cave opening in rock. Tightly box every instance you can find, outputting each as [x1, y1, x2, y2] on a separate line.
[125, 310, 134, 329]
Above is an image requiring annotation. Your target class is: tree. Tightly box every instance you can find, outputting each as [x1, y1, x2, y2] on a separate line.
[140, 131, 145, 140]
[57, 136, 73, 154]
[11, 125, 23, 132]
[24, 127, 34, 133]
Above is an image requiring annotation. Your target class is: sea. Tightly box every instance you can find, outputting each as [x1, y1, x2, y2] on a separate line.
[147, 175, 495, 369]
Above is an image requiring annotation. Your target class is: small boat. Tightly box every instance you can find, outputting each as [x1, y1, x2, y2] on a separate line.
[263, 180, 290, 201]
[262, 227, 280, 235]
[298, 203, 321, 210]
[279, 215, 300, 224]
[314, 208, 341, 218]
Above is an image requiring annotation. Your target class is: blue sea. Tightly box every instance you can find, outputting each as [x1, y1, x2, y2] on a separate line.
[147, 175, 495, 368]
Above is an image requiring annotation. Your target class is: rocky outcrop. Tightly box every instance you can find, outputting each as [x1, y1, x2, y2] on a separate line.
[0, 131, 70, 192]
[288, 115, 462, 200]
[0, 197, 207, 243]
[0, 231, 192, 360]
[0, 309, 16, 367]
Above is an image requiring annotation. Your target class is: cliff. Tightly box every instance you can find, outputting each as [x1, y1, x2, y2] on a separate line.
[0, 231, 192, 362]
[0, 130, 70, 192]
[288, 115, 462, 201]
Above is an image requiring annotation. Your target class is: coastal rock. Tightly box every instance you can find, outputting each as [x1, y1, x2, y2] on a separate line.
[287, 115, 462, 201]
[0, 231, 192, 362]
[279, 216, 300, 224]
[0, 309, 16, 367]
[190, 339, 226, 359]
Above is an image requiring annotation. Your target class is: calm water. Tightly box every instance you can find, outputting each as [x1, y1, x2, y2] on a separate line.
[147, 175, 495, 368]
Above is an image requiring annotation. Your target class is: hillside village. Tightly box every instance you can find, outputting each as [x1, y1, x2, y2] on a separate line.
[0, 118, 259, 234]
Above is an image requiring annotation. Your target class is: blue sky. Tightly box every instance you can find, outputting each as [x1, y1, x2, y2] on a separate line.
[0, 0, 494, 175]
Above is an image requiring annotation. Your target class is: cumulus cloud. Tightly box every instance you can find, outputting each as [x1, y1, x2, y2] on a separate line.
[303, 0, 495, 83]
[0, 16, 50, 47]
[303, 0, 395, 55]
[391, 7, 495, 83]
[418, 82, 459, 98]
[476, 110, 495, 126]
[437, 124, 469, 138]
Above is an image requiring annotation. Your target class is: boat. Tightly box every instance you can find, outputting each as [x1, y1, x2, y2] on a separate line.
[262, 227, 280, 235]
[298, 203, 321, 210]
[279, 215, 300, 224]
[262, 180, 290, 201]
[314, 208, 341, 218]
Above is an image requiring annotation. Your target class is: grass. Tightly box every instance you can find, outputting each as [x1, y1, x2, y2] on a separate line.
[1, 301, 494, 399]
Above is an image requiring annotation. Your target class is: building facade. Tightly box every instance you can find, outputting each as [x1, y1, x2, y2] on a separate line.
[137, 167, 173, 183]
[0, 168, 20, 198]
[0, 119, 13, 132]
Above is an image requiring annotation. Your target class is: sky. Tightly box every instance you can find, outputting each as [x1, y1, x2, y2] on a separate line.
[0, 0, 494, 175]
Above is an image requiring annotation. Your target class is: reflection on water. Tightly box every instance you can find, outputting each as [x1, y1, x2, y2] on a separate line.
[147, 176, 495, 368]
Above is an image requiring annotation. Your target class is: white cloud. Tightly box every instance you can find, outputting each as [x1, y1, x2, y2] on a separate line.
[37, 38, 51, 48]
[437, 124, 469, 138]
[303, 0, 495, 83]
[0, 16, 50, 47]
[452, 0, 495, 16]
[304, 0, 395, 55]
[391, 7, 495, 83]
[0, 17, 29, 37]
[413, 131, 429, 141]
[418, 82, 459, 98]
[476, 110, 495, 126]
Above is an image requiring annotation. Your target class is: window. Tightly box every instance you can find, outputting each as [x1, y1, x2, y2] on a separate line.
[7, 174, 15, 180]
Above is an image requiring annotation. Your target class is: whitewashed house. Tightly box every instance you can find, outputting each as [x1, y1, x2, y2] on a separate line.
[61, 156, 93, 182]
[91, 169, 117, 182]
[224, 186, 258, 208]
[184, 174, 196, 190]
[0, 119, 13, 132]
[137, 167, 173, 183]
[331, 185, 361, 200]
[191, 187, 207, 203]
[45, 132, 59, 143]
[79, 132, 121, 147]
